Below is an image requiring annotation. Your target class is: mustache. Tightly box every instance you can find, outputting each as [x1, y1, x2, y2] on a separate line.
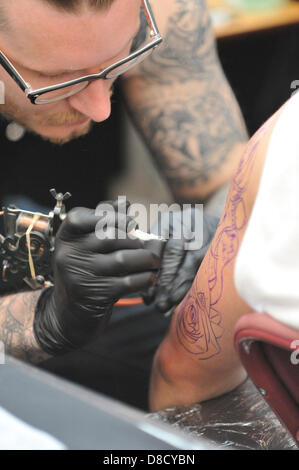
[43, 110, 88, 126]
[43, 85, 115, 126]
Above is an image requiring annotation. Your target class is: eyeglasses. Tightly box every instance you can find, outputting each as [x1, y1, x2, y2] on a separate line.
[0, 0, 162, 105]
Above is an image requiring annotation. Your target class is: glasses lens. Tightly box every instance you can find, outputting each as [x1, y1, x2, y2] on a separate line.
[105, 48, 153, 79]
[34, 81, 89, 104]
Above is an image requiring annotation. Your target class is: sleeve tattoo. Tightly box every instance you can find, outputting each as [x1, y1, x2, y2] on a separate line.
[0, 291, 50, 364]
[122, 0, 248, 201]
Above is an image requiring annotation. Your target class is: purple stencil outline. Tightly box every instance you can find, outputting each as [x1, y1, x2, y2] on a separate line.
[176, 120, 272, 360]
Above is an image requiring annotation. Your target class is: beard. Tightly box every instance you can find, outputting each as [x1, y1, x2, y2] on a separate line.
[0, 84, 115, 144]
[0, 98, 93, 144]
[29, 117, 94, 145]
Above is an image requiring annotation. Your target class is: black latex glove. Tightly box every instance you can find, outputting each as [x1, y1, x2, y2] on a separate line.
[143, 208, 219, 313]
[34, 202, 160, 355]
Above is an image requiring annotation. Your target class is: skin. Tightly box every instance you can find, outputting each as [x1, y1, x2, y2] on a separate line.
[149, 106, 284, 412]
[0, 0, 248, 363]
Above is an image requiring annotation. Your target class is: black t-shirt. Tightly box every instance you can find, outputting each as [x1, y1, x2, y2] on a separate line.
[0, 96, 122, 211]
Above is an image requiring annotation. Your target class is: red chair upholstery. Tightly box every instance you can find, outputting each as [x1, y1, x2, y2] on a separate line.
[234, 313, 299, 444]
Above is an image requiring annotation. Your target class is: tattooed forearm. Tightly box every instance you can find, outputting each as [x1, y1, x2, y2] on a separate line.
[122, 0, 248, 201]
[133, 92, 246, 190]
[0, 291, 50, 364]
[139, 0, 218, 83]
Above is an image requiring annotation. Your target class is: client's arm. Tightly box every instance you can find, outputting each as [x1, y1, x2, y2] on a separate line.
[150, 110, 281, 411]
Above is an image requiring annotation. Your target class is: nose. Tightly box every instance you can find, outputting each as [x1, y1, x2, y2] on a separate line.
[68, 79, 112, 122]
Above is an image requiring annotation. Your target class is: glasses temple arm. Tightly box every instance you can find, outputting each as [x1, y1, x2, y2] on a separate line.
[0, 53, 29, 92]
[142, 0, 160, 36]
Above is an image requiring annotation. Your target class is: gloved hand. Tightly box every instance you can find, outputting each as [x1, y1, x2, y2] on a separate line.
[33, 202, 160, 355]
[143, 208, 219, 313]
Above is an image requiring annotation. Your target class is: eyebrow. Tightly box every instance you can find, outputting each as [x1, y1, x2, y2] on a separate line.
[30, 27, 141, 78]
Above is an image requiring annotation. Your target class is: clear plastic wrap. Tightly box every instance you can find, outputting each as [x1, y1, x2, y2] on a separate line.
[148, 379, 298, 450]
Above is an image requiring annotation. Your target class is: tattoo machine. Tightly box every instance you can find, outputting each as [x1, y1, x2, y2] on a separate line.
[0, 189, 70, 290]
[0, 190, 167, 293]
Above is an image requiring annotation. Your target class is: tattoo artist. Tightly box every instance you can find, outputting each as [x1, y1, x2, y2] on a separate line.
[0, 0, 247, 408]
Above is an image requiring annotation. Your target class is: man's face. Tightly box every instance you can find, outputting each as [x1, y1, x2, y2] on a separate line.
[0, 0, 141, 143]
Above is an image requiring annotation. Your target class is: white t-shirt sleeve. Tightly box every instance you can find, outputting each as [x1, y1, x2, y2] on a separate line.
[234, 92, 299, 330]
